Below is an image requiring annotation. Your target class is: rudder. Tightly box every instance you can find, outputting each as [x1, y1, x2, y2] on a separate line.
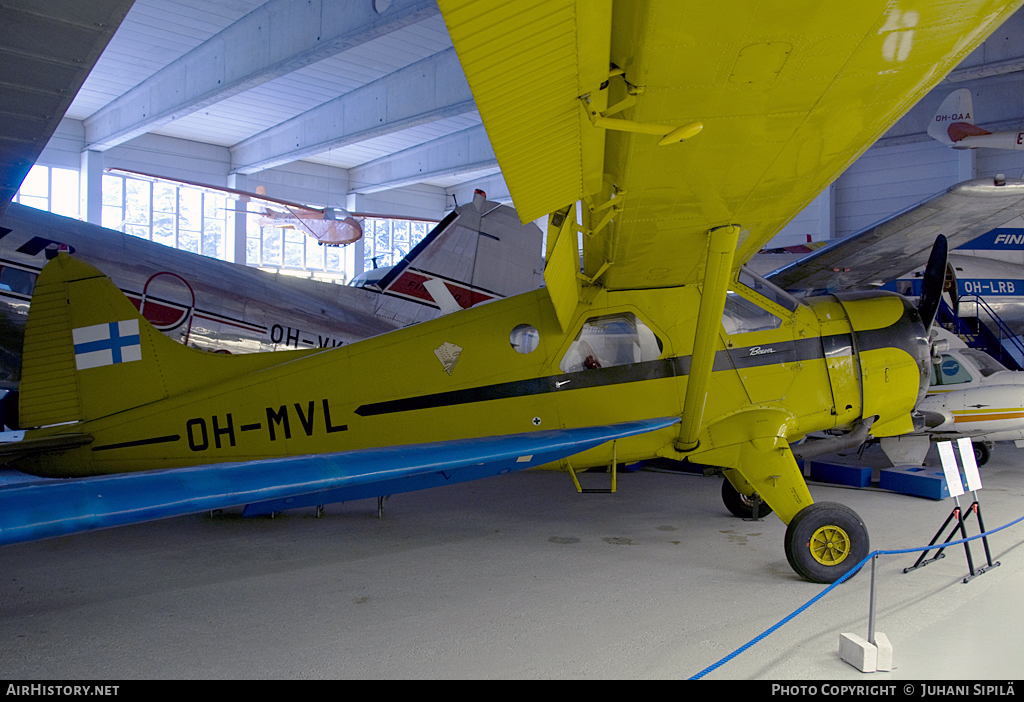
[19, 254, 317, 429]
[928, 89, 988, 145]
[19, 254, 172, 427]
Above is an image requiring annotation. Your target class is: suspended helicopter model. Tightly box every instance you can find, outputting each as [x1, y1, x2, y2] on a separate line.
[0, 0, 1019, 584]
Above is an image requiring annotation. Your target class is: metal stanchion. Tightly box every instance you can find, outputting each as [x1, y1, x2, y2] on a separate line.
[867, 554, 878, 645]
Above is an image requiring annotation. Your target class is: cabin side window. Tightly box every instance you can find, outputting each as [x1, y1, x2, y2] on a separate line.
[0, 266, 37, 296]
[931, 354, 974, 386]
[721, 269, 795, 336]
[559, 313, 662, 373]
[722, 292, 782, 335]
[509, 324, 539, 354]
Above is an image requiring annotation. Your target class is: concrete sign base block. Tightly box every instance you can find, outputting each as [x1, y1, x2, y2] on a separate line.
[839, 632, 893, 672]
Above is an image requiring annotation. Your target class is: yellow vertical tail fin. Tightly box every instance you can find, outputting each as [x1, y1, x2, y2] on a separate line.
[18, 254, 315, 429]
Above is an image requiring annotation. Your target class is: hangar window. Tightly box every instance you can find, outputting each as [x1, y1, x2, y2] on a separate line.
[510, 324, 539, 354]
[102, 173, 226, 260]
[14, 165, 79, 219]
[247, 215, 438, 285]
[559, 313, 662, 373]
[361, 217, 434, 271]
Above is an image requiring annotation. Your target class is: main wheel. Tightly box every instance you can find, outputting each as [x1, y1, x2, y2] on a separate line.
[784, 503, 869, 583]
[721, 479, 773, 519]
[973, 441, 990, 467]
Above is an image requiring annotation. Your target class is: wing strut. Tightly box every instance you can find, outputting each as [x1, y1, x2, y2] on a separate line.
[677, 224, 740, 451]
[544, 203, 583, 332]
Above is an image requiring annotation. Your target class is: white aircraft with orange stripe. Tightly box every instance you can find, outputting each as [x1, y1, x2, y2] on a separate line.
[881, 328, 1024, 466]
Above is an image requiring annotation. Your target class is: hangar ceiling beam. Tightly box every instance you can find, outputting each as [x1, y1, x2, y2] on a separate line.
[944, 55, 1024, 82]
[83, 0, 439, 151]
[349, 124, 496, 194]
[231, 47, 474, 174]
[0, 0, 135, 215]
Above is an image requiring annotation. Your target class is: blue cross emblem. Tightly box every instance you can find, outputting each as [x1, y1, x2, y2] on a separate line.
[72, 320, 142, 370]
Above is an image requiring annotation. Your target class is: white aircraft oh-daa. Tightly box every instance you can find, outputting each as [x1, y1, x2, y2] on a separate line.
[928, 88, 1024, 150]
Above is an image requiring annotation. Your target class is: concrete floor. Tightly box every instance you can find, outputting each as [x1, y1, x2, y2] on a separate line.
[1, 443, 1022, 680]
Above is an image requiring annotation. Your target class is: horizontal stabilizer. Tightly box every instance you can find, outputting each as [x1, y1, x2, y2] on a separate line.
[0, 432, 93, 459]
[0, 417, 679, 546]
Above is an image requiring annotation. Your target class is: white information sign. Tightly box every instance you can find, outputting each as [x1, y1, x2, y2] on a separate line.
[957, 437, 983, 492]
[937, 441, 965, 497]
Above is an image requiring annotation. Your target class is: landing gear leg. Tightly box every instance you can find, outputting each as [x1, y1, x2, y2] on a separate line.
[721, 479, 774, 520]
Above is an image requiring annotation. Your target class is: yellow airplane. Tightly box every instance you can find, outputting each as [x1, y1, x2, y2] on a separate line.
[0, 0, 1020, 584]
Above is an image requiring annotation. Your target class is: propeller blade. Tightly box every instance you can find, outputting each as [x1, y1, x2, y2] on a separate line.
[944, 261, 959, 318]
[918, 234, 948, 331]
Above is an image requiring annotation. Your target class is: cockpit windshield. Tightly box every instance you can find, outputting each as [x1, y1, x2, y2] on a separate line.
[722, 267, 800, 335]
[737, 267, 800, 313]
[960, 348, 1007, 377]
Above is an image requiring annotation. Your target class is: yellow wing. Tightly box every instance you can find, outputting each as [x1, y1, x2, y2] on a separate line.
[439, 0, 1020, 290]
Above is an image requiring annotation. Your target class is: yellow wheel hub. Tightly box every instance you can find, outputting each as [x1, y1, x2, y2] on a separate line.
[809, 525, 851, 566]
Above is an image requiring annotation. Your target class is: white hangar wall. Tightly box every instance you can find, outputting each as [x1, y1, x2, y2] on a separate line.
[776, 136, 1024, 250]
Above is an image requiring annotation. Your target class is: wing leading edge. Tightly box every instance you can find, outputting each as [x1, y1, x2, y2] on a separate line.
[766, 177, 1024, 293]
[0, 417, 679, 546]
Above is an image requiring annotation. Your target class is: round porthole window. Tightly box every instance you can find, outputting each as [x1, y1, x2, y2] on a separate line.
[510, 324, 539, 354]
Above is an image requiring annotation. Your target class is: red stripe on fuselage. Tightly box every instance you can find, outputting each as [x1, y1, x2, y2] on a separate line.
[386, 271, 495, 308]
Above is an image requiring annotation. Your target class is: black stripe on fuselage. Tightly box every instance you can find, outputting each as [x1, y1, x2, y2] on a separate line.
[92, 434, 181, 451]
[354, 357, 690, 417]
[354, 337, 832, 418]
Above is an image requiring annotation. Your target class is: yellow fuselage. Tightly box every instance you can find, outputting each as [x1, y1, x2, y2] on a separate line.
[19, 261, 929, 526]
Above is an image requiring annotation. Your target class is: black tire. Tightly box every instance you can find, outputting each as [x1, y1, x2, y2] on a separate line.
[784, 502, 869, 584]
[973, 441, 990, 467]
[721, 479, 774, 519]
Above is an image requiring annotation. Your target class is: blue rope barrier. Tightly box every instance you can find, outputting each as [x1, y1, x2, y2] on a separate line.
[688, 511, 1024, 680]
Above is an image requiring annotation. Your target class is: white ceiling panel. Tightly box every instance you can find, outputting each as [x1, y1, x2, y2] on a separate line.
[304, 112, 482, 171]
[36, 0, 1024, 207]
[66, 0, 265, 121]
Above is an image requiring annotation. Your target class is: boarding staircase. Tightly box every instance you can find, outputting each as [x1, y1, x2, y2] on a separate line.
[937, 295, 1024, 370]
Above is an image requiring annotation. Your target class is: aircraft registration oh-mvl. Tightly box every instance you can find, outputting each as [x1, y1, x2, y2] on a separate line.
[0, 0, 1020, 583]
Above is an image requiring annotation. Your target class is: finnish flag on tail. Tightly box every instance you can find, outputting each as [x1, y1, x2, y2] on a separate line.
[73, 320, 142, 370]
